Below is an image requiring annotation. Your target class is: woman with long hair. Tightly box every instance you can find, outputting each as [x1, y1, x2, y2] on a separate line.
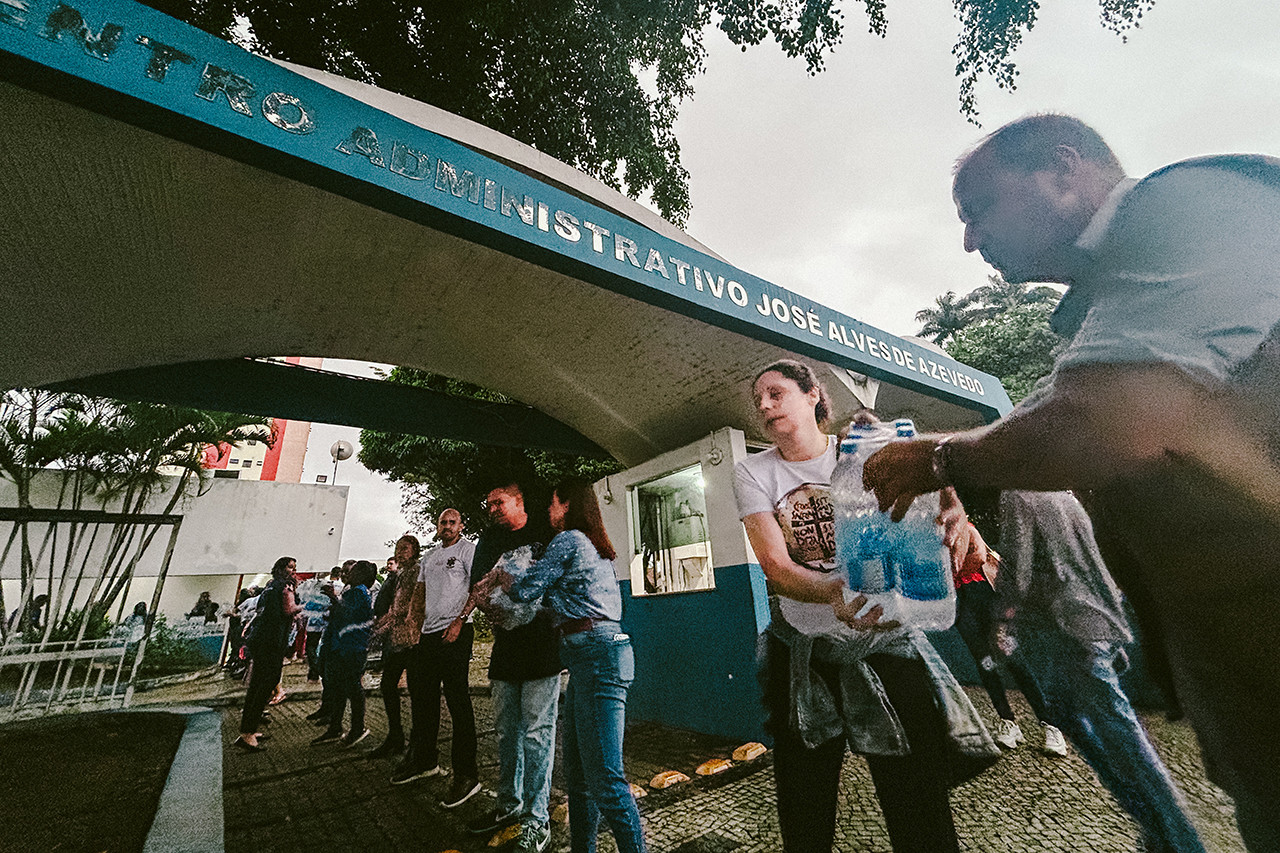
[234, 556, 301, 751]
[497, 479, 645, 853]
[370, 535, 422, 758]
[734, 359, 996, 852]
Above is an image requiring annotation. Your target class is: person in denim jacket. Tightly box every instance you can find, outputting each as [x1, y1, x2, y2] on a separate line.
[498, 479, 646, 853]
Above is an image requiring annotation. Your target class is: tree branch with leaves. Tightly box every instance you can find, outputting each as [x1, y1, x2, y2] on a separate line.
[147, 0, 1158, 224]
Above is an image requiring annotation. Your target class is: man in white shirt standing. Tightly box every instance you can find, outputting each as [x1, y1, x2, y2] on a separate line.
[392, 508, 481, 810]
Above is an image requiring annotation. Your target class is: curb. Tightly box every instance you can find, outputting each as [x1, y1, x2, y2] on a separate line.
[142, 707, 224, 853]
[135, 665, 222, 692]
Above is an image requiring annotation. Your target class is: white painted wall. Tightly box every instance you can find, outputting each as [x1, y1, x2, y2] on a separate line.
[1, 472, 347, 620]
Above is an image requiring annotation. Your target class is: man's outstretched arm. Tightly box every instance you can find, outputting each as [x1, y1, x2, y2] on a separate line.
[863, 362, 1220, 519]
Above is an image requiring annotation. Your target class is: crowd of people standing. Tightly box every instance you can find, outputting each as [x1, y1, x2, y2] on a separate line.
[228, 478, 641, 853]
[219, 110, 1280, 853]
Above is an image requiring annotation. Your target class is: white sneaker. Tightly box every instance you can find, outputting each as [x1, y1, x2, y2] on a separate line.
[993, 718, 1024, 750]
[1042, 723, 1068, 757]
[514, 821, 551, 853]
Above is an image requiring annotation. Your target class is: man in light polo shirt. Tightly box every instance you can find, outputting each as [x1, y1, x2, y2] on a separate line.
[392, 508, 480, 810]
[863, 113, 1280, 850]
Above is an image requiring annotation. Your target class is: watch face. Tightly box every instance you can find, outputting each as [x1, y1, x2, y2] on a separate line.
[774, 483, 837, 572]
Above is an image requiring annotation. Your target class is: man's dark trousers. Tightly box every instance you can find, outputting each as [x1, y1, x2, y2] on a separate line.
[407, 623, 477, 778]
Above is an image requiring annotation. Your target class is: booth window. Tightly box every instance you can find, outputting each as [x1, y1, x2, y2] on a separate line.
[629, 464, 714, 596]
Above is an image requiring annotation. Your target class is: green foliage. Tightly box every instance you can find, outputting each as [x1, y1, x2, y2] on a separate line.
[137, 614, 211, 676]
[945, 301, 1062, 404]
[471, 609, 493, 643]
[19, 606, 112, 645]
[0, 390, 274, 635]
[914, 290, 980, 345]
[359, 369, 623, 532]
[952, 0, 1154, 123]
[915, 274, 1058, 345]
[145, 0, 1155, 220]
[966, 276, 1060, 321]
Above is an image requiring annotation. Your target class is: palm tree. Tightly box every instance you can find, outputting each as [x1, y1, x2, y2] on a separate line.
[0, 393, 273, 638]
[967, 275, 1060, 321]
[87, 402, 275, 619]
[915, 290, 980, 344]
[0, 389, 89, 636]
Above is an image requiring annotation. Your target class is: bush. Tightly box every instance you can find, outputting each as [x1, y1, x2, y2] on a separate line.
[137, 615, 210, 676]
[19, 607, 112, 645]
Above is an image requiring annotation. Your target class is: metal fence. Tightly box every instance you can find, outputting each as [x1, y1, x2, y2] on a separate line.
[0, 507, 182, 720]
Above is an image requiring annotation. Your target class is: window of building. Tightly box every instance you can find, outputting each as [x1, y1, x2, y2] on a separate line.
[628, 464, 713, 596]
[213, 469, 240, 479]
[256, 460, 263, 466]
[241, 459, 253, 468]
[228, 458, 239, 465]
[316, 474, 328, 483]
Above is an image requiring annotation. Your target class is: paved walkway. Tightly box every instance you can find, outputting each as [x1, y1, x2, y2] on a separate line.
[139, 648, 1247, 853]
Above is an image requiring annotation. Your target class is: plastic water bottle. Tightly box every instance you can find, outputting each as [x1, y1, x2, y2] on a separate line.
[830, 421, 900, 620]
[886, 419, 956, 630]
[830, 418, 956, 630]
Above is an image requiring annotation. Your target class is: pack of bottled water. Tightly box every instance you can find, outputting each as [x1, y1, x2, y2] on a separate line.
[830, 418, 956, 630]
[483, 545, 543, 630]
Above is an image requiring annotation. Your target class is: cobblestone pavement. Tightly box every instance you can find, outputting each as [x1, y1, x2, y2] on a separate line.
[207, 653, 1247, 853]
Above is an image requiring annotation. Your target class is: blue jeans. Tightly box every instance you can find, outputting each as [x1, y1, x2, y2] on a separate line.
[492, 674, 561, 825]
[560, 623, 646, 853]
[1015, 629, 1206, 853]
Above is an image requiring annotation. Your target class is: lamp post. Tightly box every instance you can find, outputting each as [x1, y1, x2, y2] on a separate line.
[330, 439, 353, 484]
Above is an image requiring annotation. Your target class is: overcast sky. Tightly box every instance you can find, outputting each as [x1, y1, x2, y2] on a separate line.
[320, 0, 1280, 555]
[678, 0, 1280, 333]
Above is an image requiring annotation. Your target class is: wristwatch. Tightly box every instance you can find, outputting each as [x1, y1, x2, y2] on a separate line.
[930, 435, 957, 487]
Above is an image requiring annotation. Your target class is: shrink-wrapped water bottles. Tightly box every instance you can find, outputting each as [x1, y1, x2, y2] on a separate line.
[830, 418, 956, 630]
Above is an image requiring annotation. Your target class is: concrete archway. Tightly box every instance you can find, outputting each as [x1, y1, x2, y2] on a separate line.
[1, 1, 1009, 466]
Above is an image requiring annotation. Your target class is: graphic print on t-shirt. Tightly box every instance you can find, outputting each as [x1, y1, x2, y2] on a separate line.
[774, 482, 836, 572]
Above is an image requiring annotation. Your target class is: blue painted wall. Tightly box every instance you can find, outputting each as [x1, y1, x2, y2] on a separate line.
[620, 564, 1168, 741]
[620, 564, 768, 742]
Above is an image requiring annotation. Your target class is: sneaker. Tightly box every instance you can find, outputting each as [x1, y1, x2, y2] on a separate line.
[514, 821, 551, 853]
[342, 728, 370, 748]
[389, 763, 443, 785]
[1042, 723, 1069, 757]
[440, 777, 481, 809]
[993, 718, 1024, 750]
[311, 729, 344, 745]
[467, 808, 521, 835]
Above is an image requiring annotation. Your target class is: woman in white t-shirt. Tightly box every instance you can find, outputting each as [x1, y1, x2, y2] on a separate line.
[735, 359, 995, 853]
